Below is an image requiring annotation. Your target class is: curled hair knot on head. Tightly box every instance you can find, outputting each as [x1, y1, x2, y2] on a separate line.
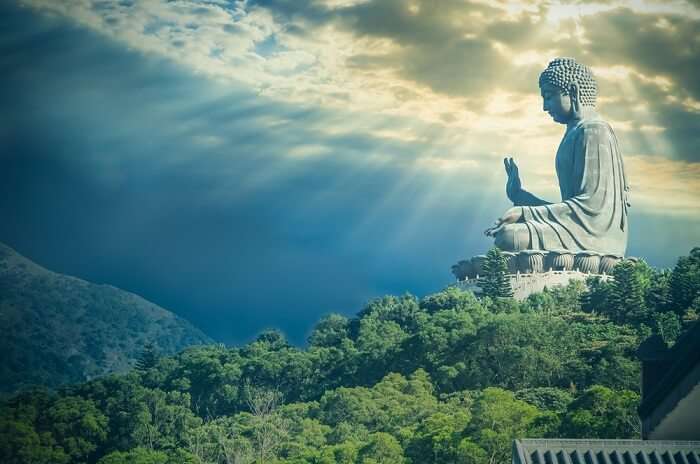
[539, 57, 598, 107]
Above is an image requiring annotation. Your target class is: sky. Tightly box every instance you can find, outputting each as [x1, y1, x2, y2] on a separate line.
[1, 0, 699, 345]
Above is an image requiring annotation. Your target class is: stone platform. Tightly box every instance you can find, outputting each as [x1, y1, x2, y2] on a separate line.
[453, 270, 612, 300]
[450, 250, 632, 300]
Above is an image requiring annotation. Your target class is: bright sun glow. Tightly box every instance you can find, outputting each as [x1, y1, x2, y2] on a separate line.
[21, 0, 700, 224]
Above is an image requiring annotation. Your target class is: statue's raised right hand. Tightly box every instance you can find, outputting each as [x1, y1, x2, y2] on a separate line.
[504, 157, 522, 203]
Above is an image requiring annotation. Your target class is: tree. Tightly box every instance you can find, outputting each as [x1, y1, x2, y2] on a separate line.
[669, 247, 700, 314]
[242, 384, 288, 464]
[419, 287, 484, 316]
[479, 248, 513, 299]
[278, 415, 330, 461]
[255, 330, 290, 350]
[45, 396, 108, 463]
[131, 389, 201, 452]
[0, 416, 68, 464]
[407, 409, 471, 462]
[97, 447, 170, 464]
[0, 389, 70, 464]
[309, 314, 351, 348]
[466, 388, 541, 464]
[653, 311, 681, 347]
[515, 387, 573, 413]
[356, 295, 423, 333]
[464, 314, 579, 390]
[645, 269, 672, 314]
[456, 438, 489, 464]
[318, 441, 361, 464]
[582, 276, 613, 314]
[7, 256, 687, 464]
[559, 385, 640, 438]
[415, 308, 476, 369]
[186, 418, 252, 464]
[358, 432, 405, 464]
[354, 316, 409, 385]
[609, 260, 650, 325]
[136, 342, 160, 373]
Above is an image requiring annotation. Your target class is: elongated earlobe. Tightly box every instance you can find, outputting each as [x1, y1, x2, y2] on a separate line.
[570, 82, 581, 116]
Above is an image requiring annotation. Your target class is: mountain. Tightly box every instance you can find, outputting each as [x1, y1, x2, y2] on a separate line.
[2, 249, 697, 463]
[0, 242, 212, 393]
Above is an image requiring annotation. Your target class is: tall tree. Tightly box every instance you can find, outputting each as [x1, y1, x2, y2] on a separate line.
[653, 311, 682, 347]
[136, 342, 160, 373]
[479, 248, 513, 299]
[243, 385, 288, 464]
[669, 247, 700, 314]
[645, 269, 672, 314]
[609, 260, 650, 325]
[582, 276, 613, 314]
[465, 388, 540, 464]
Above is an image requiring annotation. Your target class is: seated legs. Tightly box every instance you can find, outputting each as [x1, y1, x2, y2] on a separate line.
[494, 223, 532, 252]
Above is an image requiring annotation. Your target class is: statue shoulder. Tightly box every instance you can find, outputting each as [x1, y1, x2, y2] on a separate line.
[575, 118, 616, 142]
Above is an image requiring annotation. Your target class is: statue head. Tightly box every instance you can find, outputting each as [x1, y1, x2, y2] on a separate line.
[539, 58, 597, 124]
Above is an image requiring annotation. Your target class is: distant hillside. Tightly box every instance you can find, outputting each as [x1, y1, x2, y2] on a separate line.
[0, 242, 212, 393]
[1, 249, 698, 463]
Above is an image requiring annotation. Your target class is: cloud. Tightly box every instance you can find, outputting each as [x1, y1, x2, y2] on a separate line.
[580, 7, 700, 99]
[15, 0, 700, 193]
[625, 156, 700, 214]
[3, 0, 699, 345]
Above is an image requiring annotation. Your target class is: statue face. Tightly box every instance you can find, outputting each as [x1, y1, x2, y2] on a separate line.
[540, 82, 572, 124]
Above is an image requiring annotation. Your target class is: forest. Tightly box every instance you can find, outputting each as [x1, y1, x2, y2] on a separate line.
[2, 248, 699, 464]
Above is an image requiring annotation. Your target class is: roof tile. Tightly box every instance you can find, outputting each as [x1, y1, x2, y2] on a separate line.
[514, 440, 700, 464]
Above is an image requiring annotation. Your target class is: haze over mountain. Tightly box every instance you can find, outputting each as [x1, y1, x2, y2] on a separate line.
[0, 242, 212, 393]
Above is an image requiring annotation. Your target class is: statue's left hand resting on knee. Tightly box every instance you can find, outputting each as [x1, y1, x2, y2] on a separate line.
[484, 206, 522, 238]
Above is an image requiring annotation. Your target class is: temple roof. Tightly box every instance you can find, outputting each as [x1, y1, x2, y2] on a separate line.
[512, 439, 700, 464]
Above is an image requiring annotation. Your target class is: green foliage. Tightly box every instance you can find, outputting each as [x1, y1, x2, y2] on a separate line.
[358, 432, 405, 463]
[317, 441, 360, 464]
[136, 342, 160, 373]
[669, 247, 700, 313]
[515, 387, 573, 414]
[582, 253, 699, 333]
[0, 414, 68, 464]
[609, 260, 651, 325]
[465, 388, 541, 464]
[0, 390, 109, 464]
[560, 385, 640, 438]
[318, 370, 436, 436]
[525, 281, 585, 315]
[406, 407, 471, 462]
[478, 248, 513, 298]
[309, 314, 351, 348]
[46, 396, 108, 462]
[582, 276, 613, 314]
[130, 389, 201, 451]
[653, 311, 682, 346]
[645, 269, 672, 313]
[97, 447, 169, 464]
[7, 249, 700, 463]
[0, 243, 211, 393]
[240, 385, 289, 463]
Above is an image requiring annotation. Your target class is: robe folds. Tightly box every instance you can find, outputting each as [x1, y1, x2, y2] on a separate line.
[507, 117, 629, 256]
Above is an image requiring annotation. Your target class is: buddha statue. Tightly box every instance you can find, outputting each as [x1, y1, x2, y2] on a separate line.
[485, 58, 630, 257]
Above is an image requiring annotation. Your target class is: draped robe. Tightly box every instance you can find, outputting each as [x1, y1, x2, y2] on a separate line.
[496, 117, 629, 256]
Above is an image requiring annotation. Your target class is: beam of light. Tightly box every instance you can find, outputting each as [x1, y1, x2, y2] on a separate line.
[591, 64, 700, 216]
[16, 0, 700, 230]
